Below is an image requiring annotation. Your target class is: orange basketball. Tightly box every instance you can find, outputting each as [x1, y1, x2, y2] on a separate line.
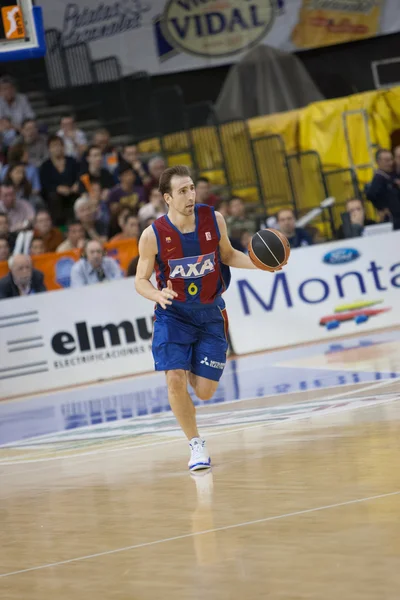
[248, 229, 290, 272]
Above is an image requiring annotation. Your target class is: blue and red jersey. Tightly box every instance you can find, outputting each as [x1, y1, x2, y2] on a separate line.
[152, 204, 230, 307]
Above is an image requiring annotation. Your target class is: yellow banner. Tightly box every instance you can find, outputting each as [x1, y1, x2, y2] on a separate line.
[291, 0, 384, 49]
[0, 238, 138, 291]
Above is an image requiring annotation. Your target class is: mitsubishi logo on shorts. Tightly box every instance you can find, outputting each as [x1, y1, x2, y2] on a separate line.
[200, 356, 225, 370]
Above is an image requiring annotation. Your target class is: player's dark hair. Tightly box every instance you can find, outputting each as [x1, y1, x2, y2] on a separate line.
[159, 165, 191, 196]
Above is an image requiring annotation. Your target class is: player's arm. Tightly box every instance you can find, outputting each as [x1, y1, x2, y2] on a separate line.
[135, 226, 178, 309]
[216, 212, 258, 270]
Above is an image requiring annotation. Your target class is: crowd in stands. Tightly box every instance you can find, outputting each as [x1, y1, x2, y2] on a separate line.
[0, 75, 399, 300]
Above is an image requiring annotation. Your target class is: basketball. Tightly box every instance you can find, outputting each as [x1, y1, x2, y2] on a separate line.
[248, 229, 290, 272]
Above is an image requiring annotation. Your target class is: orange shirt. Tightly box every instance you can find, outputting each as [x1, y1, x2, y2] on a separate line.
[34, 227, 64, 253]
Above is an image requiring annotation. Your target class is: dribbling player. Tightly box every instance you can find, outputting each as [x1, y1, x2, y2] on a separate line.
[135, 166, 258, 471]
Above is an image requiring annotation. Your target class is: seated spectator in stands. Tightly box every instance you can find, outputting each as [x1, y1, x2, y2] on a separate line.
[277, 208, 313, 248]
[120, 144, 150, 186]
[2, 142, 41, 196]
[93, 128, 118, 173]
[144, 156, 166, 200]
[215, 199, 229, 219]
[56, 220, 85, 253]
[239, 230, 252, 254]
[393, 145, 400, 181]
[366, 149, 400, 229]
[195, 177, 220, 207]
[4, 163, 42, 210]
[109, 212, 140, 242]
[0, 76, 35, 129]
[79, 145, 115, 199]
[108, 204, 131, 239]
[13, 119, 48, 167]
[33, 209, 64, 252]
[57, 114, 87, 159]
[70, 239, 122, 287]
[108, 162, 145, 212]
[0, 254, 46, 299]
[226, 198, 257, 238]
[40, 135, 79, 226]
[0, 184, 34, 232]
[337, 198, 376, 239]
[74, 195, 107, 241]
[0, 235, 10, 261]
[88, 181, 110, 228]
[0, 211, 16, 252]
[138, 187, 166, 227]
[0, 116, 18, 154]
[30, 236, 45, 255]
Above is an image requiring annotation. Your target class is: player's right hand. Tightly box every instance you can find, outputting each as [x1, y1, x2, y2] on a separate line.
[156, 280, 178, 309]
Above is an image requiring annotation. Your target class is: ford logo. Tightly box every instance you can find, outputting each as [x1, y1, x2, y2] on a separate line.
[323, 248, 360, 265]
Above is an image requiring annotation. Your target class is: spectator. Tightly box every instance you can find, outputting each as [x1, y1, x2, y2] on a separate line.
[4, 162, 42, 209]
[0, 235, 10, 261]
[13, 119, 48, 167]
[108, 162, 145, 212]
[3, 142, 41, 195]
[226, 198, 257, 238]
[0, 254, 46, 299]
[0, 211, 16, 251]
[57, 114, 88, 159]
[277, 208, 313, 248]
[33, 209, 64, 252]
[337, 198, 376, 239]
[70, 239, 122, 287]
[56, 220, 85, 253]
[239, 230, 252, 254]
[79, 145, 115, 198]
[74, 195, 107, 241]
[215, 199, 229, 219]
[144, 156, 166, 200]
[0, 116, 18, 153]
[195, 177, 220, 207]
[109, 212, 140, 242]
[138, 187, 166, 227]
[108, 204, 131, 239]
[90, 128, 118, 173]
[40, 135, 79, 226]
[0, 184, 34, 232]
[393, 145, 400, 180]
[366, 149, 400, 229]
[88, 181, 110, 228]
[30, 236, 45, 255]
[0, 76, 35, 129]
[120, 144, 150, 186]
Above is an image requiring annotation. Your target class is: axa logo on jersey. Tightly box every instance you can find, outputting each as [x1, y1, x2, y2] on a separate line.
[169, 252, 216, 279]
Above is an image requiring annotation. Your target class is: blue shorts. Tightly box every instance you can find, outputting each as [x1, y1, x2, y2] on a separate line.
[152, 301, 229, 382]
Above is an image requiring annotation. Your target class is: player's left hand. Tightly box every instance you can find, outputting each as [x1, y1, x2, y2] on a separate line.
[156, 280, 178, 309]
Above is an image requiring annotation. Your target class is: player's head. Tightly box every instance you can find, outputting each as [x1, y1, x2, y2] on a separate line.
[159, 165, 195, 217]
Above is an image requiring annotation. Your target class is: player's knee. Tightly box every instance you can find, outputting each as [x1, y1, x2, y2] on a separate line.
[196, 385, 216, 401]
[166, 369, 187, 393]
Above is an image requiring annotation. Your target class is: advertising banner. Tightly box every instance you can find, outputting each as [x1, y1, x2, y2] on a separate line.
[0, 237, 138, 291]
[0, 277, 154, 399]
[224, 231, 400, 355]
[38, 0, 400, 76]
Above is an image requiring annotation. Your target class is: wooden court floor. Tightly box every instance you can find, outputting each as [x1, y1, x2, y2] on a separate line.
[1, 372, 400, 599]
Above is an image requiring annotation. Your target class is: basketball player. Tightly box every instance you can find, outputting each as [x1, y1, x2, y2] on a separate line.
[135, 166, 258, 471]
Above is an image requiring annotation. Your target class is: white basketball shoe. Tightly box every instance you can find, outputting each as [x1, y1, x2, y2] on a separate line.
[188, 438, 211, 471]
